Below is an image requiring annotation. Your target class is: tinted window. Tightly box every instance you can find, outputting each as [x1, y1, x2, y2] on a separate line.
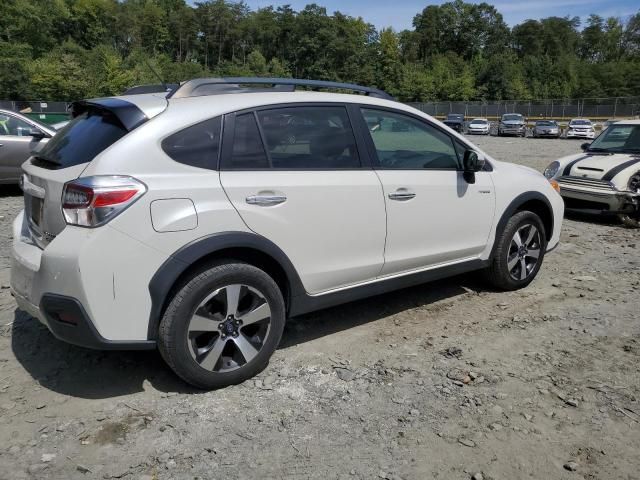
[36, 110, 127, 168]
[229, 113, 269, 169]
[0, 113, 34, 136]
[362, 109, 460, 170]
[257, 106, 360, 169]
[162, 117, 221, 169]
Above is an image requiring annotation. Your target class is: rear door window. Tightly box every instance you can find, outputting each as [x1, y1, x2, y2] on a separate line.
[256, 106, 360, 169]
[36, 110, 127, 168]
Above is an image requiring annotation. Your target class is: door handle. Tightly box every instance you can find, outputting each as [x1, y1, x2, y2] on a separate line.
[388, 189, 416, 201]
[246, 194, 287, 206]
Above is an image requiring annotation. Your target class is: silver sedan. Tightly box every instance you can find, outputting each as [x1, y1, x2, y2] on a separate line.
[0, 109, 57, 184]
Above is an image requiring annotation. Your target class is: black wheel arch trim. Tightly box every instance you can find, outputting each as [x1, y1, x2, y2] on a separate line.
[147, 231, 307, 340]
[490, 191, 554, 260]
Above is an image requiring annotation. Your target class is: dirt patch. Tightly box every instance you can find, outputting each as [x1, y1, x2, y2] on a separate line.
[0, 137, 638, 479]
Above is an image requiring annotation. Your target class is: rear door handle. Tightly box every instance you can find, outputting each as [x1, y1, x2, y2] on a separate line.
[246, 194, 287, 206]
[388, 189, 416, 201]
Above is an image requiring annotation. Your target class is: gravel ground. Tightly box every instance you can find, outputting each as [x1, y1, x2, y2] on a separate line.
[0, 137, 639, 480]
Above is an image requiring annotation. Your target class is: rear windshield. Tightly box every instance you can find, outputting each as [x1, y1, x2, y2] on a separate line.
[35, 110, 127, 168]
[470, 120, 487, 124]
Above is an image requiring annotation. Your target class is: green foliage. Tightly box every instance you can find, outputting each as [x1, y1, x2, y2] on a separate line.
[0, 0, 638, 101]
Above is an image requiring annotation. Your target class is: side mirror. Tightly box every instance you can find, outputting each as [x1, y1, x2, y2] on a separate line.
[28, 129, 46, 139]
[463, 150, 482, 184]
[580, 142, 591, 151]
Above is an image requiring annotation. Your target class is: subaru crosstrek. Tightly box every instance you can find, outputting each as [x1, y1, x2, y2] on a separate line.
[11, 78, 564, 389]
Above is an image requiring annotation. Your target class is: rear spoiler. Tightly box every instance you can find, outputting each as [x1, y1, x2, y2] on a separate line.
[71, 98, 148, 131]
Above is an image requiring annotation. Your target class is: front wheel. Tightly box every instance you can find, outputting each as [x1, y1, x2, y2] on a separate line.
[158, 262, 286, 389]
[483, 211, 547, 291]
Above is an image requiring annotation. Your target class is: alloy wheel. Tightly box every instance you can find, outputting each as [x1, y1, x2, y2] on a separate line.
[507, 224, 542, 281]
[186, 284, 271, 372]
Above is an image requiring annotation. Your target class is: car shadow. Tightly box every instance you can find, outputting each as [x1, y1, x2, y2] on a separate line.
[10, 273, 485, 399]
[564, 210, 622, 227]
[0, 185, 22, 198]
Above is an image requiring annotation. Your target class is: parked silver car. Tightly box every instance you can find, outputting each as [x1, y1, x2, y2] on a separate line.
[532, 120, 561, 138]
[0, 109, 56, 184]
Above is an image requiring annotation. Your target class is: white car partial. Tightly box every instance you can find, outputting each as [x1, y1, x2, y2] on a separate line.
[544, 120, 640, 227]
[467, 118, 490, 135]
[566, 118, 595, 139]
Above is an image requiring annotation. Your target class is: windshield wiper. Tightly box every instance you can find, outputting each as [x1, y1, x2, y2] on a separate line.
[586, 147, 610, 152]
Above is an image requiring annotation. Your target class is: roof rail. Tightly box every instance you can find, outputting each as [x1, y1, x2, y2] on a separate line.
[122, 84, 179, 95]
[167, 77, 394, 100]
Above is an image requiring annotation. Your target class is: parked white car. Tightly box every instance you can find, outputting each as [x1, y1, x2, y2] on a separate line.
[467, 118, 490, 135]
[544, 120, 640, 227]
[11, 78, 564, 389]
[566, 118, 595, 139]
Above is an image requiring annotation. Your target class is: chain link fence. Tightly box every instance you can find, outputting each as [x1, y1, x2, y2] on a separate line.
[408, 97, 640, 122]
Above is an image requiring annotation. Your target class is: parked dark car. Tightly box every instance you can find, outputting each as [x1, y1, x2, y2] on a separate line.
[442, 113, 465, 133]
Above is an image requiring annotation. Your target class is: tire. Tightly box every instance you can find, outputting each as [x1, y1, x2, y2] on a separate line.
[483, 211, 547, 291]
[618, 213, 640, 229]
[158, 262, 286, 389]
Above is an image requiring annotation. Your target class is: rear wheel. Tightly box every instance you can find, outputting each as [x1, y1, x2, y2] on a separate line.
[484, 211, 547, 291]
[158, 262, 285, 389]
[619, 173, 640, 229]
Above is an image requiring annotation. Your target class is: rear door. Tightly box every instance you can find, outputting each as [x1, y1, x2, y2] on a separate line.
[219, 104, 386, 295]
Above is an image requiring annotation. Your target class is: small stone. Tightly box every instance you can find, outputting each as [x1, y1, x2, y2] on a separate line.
[27, 464, 48, 475]
[263, 375, 276, 387]
[489, 423, 502, 431]
[471, 473, 484, 480]
[522, 413, 533, 421]
[335, 368, 356, 382]
[409, 409, 420, 416]
[458, 437, 476, 447]
[565, 399, 578, 408]
[452, 380, 464, 387]
[491, 405, 503, 415]
[468, 372, 478, 380]
[166, 459, 177, 469]
[41, 453, 56, 463]
[463, 376, 471, 384]
[563, 461, 578, 471]
[76, 464, 91, 474]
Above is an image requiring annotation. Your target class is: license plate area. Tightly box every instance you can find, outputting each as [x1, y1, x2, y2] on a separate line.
[25, 194, 44, 237]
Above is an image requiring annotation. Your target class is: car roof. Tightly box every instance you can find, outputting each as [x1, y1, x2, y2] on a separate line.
[608, 119, 640, 125]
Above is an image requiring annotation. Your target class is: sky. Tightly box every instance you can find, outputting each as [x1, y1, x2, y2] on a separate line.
[239, 0, 639, 30]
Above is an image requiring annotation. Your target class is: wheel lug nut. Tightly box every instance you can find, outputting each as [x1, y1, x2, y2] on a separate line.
[218, 323, 224, 330]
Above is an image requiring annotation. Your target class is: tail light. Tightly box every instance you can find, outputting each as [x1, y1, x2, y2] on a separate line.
[62, 176, 146, 227]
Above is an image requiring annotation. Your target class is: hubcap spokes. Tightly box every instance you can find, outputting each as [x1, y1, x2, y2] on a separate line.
[507, 224, 541, 281]
[187, 284, 271, 373]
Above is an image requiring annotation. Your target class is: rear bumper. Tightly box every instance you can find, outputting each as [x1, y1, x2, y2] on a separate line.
[10, 210, 166, 347]
[39, 294, 155, 350]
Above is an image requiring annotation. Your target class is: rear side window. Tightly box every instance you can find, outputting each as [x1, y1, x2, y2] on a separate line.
[36, 110, 127, 168]
[257, 106, 360, 169]
[162, 117, 221, 169]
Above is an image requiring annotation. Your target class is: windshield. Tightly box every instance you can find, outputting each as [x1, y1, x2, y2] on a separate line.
[470, 120, 487, 125]
[36, 110, 128, 168]
[502, 114, 523, 121]
[570, 120, 591, 126]
[536, 121, 555, 126]
[588, 125, 640, 153]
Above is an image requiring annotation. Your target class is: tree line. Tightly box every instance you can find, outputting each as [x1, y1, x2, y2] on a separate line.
[1, 0, 639, 102]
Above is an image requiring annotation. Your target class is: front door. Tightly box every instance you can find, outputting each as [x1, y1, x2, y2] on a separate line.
[220, 105, 386, 294]
[359, 107, 495, 276]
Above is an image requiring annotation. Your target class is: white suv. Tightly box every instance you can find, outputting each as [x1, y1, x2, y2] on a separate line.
[11, 78, 564, 389]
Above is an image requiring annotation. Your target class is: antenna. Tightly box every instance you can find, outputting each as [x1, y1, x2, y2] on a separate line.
[144, 60, 169, 92]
